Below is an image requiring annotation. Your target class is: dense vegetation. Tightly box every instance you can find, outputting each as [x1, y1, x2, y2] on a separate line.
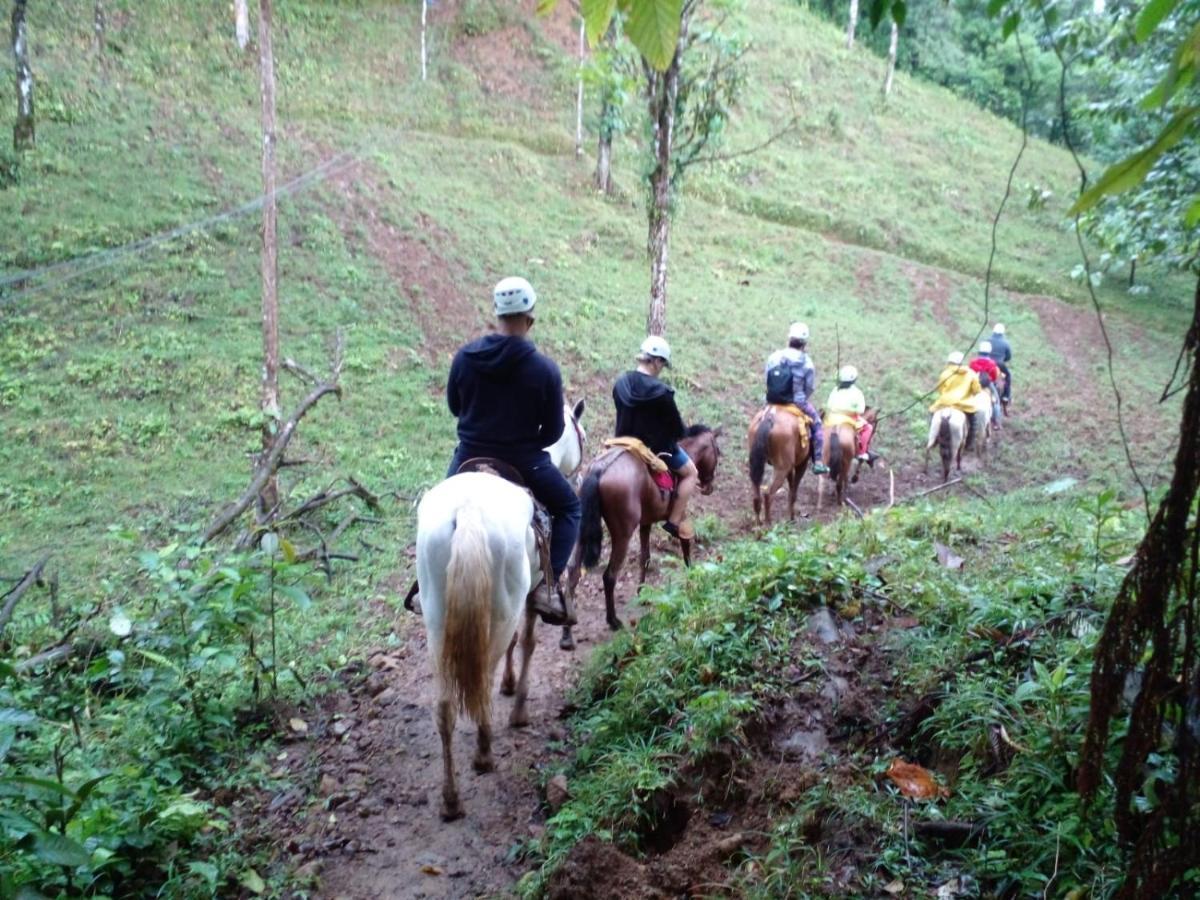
[1, 0, 1194, 895]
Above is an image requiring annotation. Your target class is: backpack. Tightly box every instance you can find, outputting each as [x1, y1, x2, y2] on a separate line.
[765, 362, 794, 405]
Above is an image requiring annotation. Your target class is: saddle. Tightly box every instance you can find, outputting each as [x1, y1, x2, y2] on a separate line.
[602, 437, 674, 492]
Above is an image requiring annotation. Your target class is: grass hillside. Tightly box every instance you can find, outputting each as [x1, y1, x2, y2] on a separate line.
[0, 0, 1192, 893]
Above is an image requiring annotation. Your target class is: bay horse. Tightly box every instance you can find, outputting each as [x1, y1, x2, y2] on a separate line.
[415, 472, 543, 821]
[924, 407, 966, 483]
[562, 425, 723, 651]
[818, 408, 878, 509]
[747, 406, 810, 524]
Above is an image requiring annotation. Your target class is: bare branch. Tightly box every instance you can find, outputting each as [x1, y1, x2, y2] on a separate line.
[0, 553, 51, 636]
[687, 112, 800, 167]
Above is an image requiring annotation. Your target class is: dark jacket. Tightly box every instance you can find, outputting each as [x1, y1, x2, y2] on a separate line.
[447, 334, 564, 465]
[987, 332, 1012, 364]
[613, 370, 685, 456]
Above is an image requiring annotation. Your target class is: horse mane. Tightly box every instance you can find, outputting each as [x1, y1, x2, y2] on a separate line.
[682, 423, 712, 438]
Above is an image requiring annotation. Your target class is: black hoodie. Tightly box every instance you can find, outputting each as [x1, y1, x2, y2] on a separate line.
[613, 370, 685, 456]
[447, 334, 565, 465]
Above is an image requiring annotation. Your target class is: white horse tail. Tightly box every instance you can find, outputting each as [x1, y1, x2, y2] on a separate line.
[926, 409, 946, 449]
[442, 503, 493, 725]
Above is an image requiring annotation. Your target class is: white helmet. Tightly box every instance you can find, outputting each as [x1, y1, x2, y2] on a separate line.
[838, 364, 858, 384]
[493, 276, 536, 317]
[788, 322, 810, 343]
[993, 323, 1006, 335]
[978, 340, 993, 354]
[638, 335, 672, 367]
[947, 350, 964, 365]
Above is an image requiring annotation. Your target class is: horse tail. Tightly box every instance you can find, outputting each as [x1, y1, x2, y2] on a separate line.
[749, 413, 773, 490]
[441, 503, 493, 725]
[828, 426, 842, 480]
[578, 467, 604, 570]
[938, 413, 951, 453]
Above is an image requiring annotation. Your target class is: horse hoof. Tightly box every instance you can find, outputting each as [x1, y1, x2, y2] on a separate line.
[607, 618, 624, 632]
[499, 678, 515, 697]
[441, 800, 465, 822]
[509, 707, 530, 728]
[473, 755, 495, 775]
[559, 634, 576, 651]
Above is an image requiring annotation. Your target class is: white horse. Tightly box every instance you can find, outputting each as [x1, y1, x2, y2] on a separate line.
[413, 398, 586, 821]
[546, 399, 586, 484]
[924, 407, 966, 483]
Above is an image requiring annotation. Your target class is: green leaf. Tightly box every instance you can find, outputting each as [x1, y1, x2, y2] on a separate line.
[582, 0, 618, 45]
[130, 647, 183, 675]
[986, 0, 1005, 17]
[240, 868, 266, 894]
[1141, 61, 1193, 109]
[536, 0, 558, 14]
[1069, 107, 1200, 214]
[622, 0, 681, 70]
[0, 660, 18, 682]
[892, 0, 907, 28]
[869, 0, 889, 29]
[32, 831, 91, 868]
[0, 708, 36, 727]
[276, 584, 313, 611]
[1184, 196, 1200, 227]
[1002, 12, 1020, 40]
[1135, 0, 1179, 43]
[0, 776, 78, 800]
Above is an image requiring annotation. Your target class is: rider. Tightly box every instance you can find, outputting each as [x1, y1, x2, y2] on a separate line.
[764, 322, 829, 475]
[445, 276, 580, 619]
[986, 323, 1012, 408]
[612, 335, 698, 540]
[969, 341, 1002, 429]
[930, 350, 984, 448]
[826, 365, 874, 463]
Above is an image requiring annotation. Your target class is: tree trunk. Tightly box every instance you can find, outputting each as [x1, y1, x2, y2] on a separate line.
[235, 0, 250, 51]
[93, 0, 105, 54]
[1077, 275, 1200, 896]
[575, 17, 585, 156]
[883, 19, 898, 98]
[595, 130, 613, 193]
[11, 0, 33, 151]
[420, 0, 427, 81]
[258, 0, 280, 520]
[846, 0, 858, 48]
[645, 49, 681, 337]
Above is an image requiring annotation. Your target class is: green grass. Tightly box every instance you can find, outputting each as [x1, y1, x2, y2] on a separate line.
[0, 0, 1193, 893]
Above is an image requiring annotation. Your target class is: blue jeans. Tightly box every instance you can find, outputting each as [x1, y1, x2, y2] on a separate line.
[665, 446, 691, 471]
[998, 363, 1011, 402]
[798, 399, 824, 461]
[447, 447, 581, 579]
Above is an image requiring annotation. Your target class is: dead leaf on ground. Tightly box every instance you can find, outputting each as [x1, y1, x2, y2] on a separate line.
[289, 717, 308, 735]
[882, 879, 905, 894]
[420, 864, 444, 876]
[934, 542, 964, 570]
[885, 758, 950, 799]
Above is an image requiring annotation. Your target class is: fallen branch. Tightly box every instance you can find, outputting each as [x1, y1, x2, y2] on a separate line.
[15, 642, 76, 673]
[0, 553, 51, 636]
[906, 478, 962, 501]
[845, 497, 865, 519]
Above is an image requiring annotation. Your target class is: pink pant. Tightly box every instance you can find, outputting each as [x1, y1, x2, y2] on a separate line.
[857, 420, 874, 456]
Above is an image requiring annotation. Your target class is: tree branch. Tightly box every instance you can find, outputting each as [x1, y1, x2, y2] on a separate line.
[687, 112, 800, 168]
[0, 553, 51, 636]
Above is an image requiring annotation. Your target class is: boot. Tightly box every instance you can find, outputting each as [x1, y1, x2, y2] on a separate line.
[529, 576, 575, 626]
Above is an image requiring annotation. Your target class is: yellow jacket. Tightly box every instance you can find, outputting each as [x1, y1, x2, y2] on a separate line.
[930, 365, 982, 413]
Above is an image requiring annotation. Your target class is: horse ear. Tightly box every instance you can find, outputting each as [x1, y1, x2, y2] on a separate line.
[712, 424, 724, 439]
[573, 398, 586, 422]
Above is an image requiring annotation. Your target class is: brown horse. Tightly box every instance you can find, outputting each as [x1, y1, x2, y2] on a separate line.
[562, 425, 723, 651]
[818, 408, 878, 509]
[747, 406, 811, 524]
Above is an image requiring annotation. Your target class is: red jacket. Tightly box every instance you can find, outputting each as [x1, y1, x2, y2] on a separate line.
[969, 356, 1000, 385]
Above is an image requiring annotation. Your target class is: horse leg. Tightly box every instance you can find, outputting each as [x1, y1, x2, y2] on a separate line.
[603, 526, 633, 631]
[561, 545, 583, 651]
[500, 632, 517, 696]
[763, 467, 788, 526]
[787, 469, 800, 520]
[472, 703, 495, 774]
[638, 523, 652, 584]
[816, 471, 825, 513]
[509, 607, 537, 728]
[436, 693, 464, 821]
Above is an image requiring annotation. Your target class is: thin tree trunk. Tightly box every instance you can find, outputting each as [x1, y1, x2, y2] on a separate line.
[883, 20, 898, 98]
[846, 0, 858, 48]
[420, 0, 427, 81]
[12, 0, 34, 151]
[235, 0, 250, 51]
[595, 130, 613, 193]
[258, 0, 280, 521]
[93, 0, 105, 54]
[575, 17, 585, 156]
[646, 50, 680, 337]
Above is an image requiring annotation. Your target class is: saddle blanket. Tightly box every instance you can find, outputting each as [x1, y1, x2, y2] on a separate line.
[602, 437, 674, 491]
[824, 411, 864, 431]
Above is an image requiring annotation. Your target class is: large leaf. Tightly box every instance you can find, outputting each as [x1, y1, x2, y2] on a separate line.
[1135, 0, 1179, 43]
[622, 0, 682, 70]
[582, 0, 618, 45]
[1069, 107, 1200, 214]
[0, 776, 78, 800]
[32, 831, 91, 868]
[1185, 195, 1200, 228]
